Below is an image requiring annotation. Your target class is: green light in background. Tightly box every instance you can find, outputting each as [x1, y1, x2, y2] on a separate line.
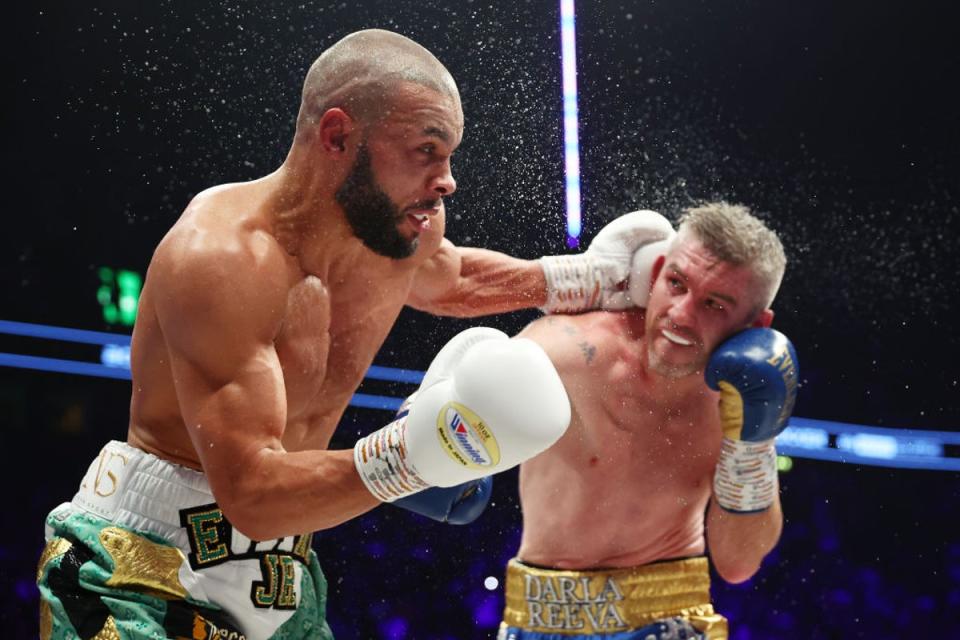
[777, 455, 794, 473]
[116, 270, 142, 325]
[97, 267, 142, 326]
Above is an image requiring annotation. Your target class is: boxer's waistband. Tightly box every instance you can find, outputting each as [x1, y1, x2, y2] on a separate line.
[72, 440, 213, 527]
[503, 556, 726, 636]
[65, 440, 311, 569]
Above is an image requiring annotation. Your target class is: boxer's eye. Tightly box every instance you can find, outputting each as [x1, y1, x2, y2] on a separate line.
[418, 144, 436, 155]
[668, 277, 684, 291]
[705, 298, 724, 311]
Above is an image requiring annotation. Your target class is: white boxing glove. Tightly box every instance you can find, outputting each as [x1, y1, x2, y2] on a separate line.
[540, 210, 675, 313]
[394, 326, 507, 418]
[354, 328, 571, 502]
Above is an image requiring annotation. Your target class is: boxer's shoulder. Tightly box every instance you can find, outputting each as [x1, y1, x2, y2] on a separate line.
[523, 309, 610, 337]
[550, 310, 632, 349]
[157, 186, 293, 286]
[518, 311, 621, 376]
[150, 207, 292, 349]
[154, 226, 290, 296]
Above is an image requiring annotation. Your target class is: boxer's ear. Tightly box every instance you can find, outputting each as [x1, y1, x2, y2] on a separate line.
[649, 255, 666, 289]
[318, 108, 354, 154]
[752, 309, 774, 328]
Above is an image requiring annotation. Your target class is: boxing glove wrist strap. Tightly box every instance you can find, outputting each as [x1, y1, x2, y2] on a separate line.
[539, 255, 600, 313]
[713, 437, 779, 513]
[354, 418, 431, 503]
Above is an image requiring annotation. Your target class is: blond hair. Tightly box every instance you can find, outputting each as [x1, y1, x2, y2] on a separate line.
[677, 202, 786, 309]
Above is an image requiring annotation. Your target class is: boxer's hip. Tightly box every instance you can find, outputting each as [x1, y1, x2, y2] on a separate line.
[499, 557, 728, 639]
[37, 440, 331, 640]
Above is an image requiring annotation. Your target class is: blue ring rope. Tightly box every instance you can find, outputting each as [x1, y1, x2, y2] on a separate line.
[1, 320, 956, 471]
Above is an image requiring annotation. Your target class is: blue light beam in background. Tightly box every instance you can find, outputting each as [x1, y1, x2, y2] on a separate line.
[560, 0, 582, 248]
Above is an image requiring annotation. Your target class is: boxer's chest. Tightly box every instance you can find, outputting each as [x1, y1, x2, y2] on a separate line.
[575, 361, 722, 496]
[274, 273, 411, 424]
[573, 409, 719, 496]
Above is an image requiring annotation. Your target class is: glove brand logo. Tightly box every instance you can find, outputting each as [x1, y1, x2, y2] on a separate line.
[766, 343, 799, 428]
[436, 402, 501, 469]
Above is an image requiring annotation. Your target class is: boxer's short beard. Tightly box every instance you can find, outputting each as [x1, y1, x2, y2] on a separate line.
[648, 345, 703, 379]
[336, 145, 417, 259]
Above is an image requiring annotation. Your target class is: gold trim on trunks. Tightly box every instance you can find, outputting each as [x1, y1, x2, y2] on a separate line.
[39, 599, 53, 640]
[92, 615, 122, 640]
[100, 526, 189, 600]
[36, 537, 73, 583]
[38, 537, 74, 640]
[503, 556, 728, 638]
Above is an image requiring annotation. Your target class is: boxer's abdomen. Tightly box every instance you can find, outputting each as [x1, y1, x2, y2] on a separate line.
[516, 412, 720, 569]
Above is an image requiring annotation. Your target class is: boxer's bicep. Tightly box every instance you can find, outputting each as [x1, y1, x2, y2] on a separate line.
[153, 249, 289, 506]
[165, 338, 287, 469]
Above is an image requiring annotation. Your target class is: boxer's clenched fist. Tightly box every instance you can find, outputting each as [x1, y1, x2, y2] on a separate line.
[540, 210, 675, 313]
[706, 328, 799, 513]
[354, 328, 571, 503]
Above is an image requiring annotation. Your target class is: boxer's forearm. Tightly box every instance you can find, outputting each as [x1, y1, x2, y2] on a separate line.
[216, 448, 380, 540]
[705, 495, 783, 584]
[412, 247, 547, 317]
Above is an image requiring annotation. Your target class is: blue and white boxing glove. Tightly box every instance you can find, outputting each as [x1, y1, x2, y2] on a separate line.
[705, 328, 799, 513]
[540, 210, 675, 312]
[354, 327, 570, 510]
[391, 391, 493, 525]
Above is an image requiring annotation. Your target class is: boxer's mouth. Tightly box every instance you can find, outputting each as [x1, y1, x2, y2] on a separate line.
[406, 212, 432, 232]
[662, 328, 694, 346]
[403, 201, 440, 232]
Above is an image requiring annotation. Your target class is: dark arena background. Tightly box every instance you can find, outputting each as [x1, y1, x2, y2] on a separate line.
[2, 0, 959, 638]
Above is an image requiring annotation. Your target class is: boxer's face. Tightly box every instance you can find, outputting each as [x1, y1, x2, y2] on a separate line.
[338, 83, 462, 259]
[645, 236, 763, 378]
[336, 143, 414, 258]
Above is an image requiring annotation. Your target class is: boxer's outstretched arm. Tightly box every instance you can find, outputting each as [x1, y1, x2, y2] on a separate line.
[408, 210, 676, 316]
[705, 494, 783, 584]
[153, 242, 378, 540]
[407, 239, 547, 316]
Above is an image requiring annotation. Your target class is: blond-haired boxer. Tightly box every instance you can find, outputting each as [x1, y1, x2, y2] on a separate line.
[500, 203, 798, 640]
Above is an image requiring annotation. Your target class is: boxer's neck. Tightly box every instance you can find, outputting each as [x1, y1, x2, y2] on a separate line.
[261, 162, 369, 277]
[635, 338, 710, 406]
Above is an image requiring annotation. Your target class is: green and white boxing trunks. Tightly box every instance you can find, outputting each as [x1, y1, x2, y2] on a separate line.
[36, 441, 333, 640]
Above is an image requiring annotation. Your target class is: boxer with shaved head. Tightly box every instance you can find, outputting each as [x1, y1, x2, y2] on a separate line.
[36, 30, 674, 639]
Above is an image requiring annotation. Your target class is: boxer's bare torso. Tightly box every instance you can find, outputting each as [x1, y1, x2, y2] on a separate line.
[110, 75, 555, 540]
[517, 311, 723, 569]
[128, 178, 444, 469]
